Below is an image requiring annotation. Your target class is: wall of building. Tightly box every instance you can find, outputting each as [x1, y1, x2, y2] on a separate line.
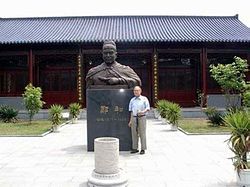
[0, 42, 249, 108]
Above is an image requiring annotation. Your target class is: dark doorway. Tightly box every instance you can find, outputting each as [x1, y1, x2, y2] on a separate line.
[158, 53, 200, 107]
[35, 54, 78, 108]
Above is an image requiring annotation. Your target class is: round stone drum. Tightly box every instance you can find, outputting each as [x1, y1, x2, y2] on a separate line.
[94, 137, 119, 174]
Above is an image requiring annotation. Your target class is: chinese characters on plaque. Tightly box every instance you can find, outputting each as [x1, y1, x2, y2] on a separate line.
[97, 105, 126, 122]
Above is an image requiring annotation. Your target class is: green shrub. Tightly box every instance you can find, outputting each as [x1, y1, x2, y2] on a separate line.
[156, 100, 181, 126]
[243, 90, 250, 108]
[69, 103, 81, 119]
[224, 111, 250, 173]
[23, 83, 45, 124]
[165, 102, 181, 126]
[242, 82, 250, 108]
[0, 105, 18, 123]
[155, 100, 171, 118]
[195, 89, 207, 108]
[209, 56, 248, 110]
[203, 107, 224, 126]
[49, 104, 63, 131]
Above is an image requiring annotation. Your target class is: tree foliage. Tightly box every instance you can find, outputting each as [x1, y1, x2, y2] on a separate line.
[22, 83, 44, 123]
[209, 56, 248, 109]
[242, 82, 250, 108]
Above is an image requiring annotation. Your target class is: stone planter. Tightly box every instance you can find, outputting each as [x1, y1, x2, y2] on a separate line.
[95, 137, 119, 174]
[88, 137, 128, 187]
[236, 169, 250, 187]
[72, 117, 77, 124]
[154, 110, 160, 119]
[161, 118, 167, 125]
[170, 125, 178, 131]
[52, 125, 59, 132]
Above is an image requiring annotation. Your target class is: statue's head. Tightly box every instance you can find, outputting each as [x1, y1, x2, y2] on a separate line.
[102, 40, 117, 65]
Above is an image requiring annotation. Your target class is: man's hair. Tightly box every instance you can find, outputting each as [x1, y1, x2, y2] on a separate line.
[133, 85, 142, 91]
[103, 40, 116, 50]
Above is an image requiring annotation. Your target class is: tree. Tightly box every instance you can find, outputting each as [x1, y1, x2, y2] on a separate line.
[23, 83, 44, 124]
[242, 82, 250, 108]
[209, 56, 248, 109]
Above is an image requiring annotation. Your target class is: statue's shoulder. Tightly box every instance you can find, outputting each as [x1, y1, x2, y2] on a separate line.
[87, 63, 104, 74]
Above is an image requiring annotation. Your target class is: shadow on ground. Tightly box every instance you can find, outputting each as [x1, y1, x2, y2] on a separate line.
[61, 145, 87, 154]
[79, 182, 88, 187]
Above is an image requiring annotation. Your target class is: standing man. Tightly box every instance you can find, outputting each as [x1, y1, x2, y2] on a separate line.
[128, 86, 150, 154]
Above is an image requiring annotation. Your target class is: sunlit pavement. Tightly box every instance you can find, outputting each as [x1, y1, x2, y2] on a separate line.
[0, 119, 237, 187]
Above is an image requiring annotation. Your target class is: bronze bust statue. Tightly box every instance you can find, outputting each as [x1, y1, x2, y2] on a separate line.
[86, 40, 141, 89]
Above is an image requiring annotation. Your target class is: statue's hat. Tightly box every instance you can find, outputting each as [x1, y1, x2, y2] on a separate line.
[103, 40, 116, 50]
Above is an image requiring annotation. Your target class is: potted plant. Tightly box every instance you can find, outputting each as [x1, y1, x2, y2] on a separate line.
[69, 103, 81, 124]
[0, 105, 18, 123]
[49, 104, 63, 132]
[224, 110, 250, 186]
[165, 101, 181, 131]
[155, 100, 170, 123]
[203, 106, 224, 126]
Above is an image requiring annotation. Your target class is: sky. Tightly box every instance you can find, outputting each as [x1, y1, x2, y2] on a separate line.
[0, 0, 249, 27]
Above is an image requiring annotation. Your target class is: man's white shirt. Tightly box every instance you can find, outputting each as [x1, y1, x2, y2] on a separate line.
[129, 95, 150, 116]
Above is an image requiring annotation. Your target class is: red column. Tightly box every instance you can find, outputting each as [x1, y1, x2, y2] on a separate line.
[202, 48, 207, 106]
[29, 49, 33, 84]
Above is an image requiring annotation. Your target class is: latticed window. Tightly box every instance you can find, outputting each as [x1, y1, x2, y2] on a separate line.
[158, 53, 199, 91]
[0, 55, 28, 96]
[36, 54, 77, 91]
[157, 53, 200, 106]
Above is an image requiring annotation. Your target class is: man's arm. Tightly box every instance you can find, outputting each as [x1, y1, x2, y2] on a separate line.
[137, 97, 150, 116]
[128, 111, 133, 127]
[128, 99, 133, 127]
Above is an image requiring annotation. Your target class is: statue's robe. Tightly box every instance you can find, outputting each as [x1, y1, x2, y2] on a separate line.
[86, 61, 141, 88]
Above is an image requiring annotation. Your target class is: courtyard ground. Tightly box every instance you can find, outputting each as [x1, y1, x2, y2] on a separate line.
[0, 119, 237, 187]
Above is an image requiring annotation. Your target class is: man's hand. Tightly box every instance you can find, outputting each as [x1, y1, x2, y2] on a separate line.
[137, 111, 145, 116]
[98, 77, 120, 85]
[128, 121, 132, 127]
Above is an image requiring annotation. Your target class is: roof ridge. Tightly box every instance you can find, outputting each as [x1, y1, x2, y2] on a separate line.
[0, 15, 239, 20]
[0, 14, 249, 44]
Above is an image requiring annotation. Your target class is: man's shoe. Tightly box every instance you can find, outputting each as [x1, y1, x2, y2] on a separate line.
[140, 150, 145, 155]
[130, 149, 139, 154]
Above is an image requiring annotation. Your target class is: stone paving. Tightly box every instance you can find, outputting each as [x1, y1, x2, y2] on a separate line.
[0, 119, 238, 187]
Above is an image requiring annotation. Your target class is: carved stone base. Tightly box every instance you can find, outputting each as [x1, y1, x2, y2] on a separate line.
[88, 169, 128, 187]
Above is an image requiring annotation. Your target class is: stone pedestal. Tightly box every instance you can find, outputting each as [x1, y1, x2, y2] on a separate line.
[88, 137, 128, 187]
[86, 89, 133, 151]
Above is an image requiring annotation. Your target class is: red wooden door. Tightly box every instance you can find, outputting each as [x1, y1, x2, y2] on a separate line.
[35, 54, 78, 108]
[39, 69, 78, 108]
[158, 53, 199, 107]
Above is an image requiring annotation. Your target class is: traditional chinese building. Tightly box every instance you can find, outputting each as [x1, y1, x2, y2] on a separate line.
[0, 15, 250, 108]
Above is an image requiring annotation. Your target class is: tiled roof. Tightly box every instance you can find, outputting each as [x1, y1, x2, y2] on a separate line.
[0, 15, 250, 44]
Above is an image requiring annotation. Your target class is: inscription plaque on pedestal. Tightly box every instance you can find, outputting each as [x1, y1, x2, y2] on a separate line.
[87, 89, 133, 151]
